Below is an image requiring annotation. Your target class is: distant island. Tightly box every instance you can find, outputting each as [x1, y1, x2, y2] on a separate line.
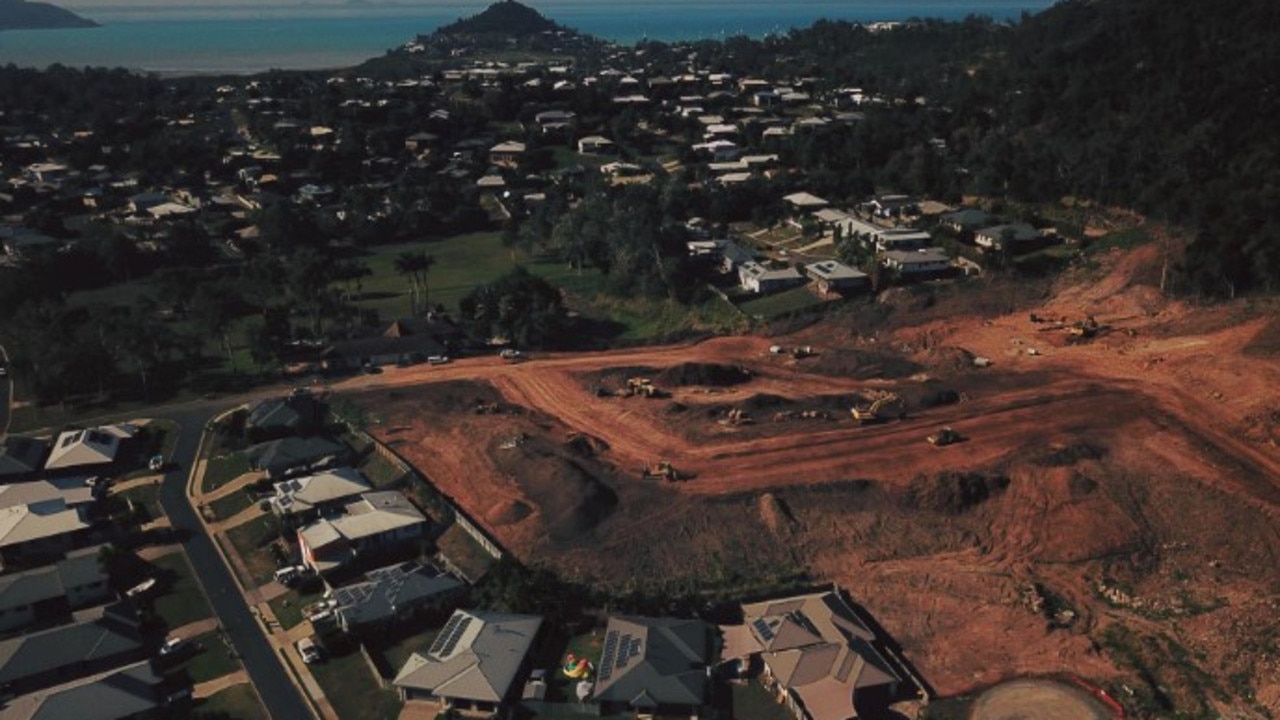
[0, 0, 98, 30]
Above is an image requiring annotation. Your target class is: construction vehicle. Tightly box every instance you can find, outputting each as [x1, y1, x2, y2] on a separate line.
[927, 427, 964, 446]
[718, 408, 753, 426]
[850, 393, 906, 423]
[790, 345, 814, 359]
[624, 377, 663, 398]
[641, 460, 681, 481]
[1067, 315, 1100, 340]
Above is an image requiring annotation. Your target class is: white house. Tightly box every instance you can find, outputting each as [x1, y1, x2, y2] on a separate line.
[882, 248, 952, 275]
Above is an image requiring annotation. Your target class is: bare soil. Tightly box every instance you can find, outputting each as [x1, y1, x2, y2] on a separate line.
[345, 243, 1280, 717]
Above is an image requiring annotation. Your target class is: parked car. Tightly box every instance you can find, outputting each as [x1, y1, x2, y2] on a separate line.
[499, 348, 523, 360]
[296, 636, 323, 664]
[427, 355, 451, 365]
[274, 565, 307, 587]
[159, 636, 184, 656]
[148, 455, 166, 471]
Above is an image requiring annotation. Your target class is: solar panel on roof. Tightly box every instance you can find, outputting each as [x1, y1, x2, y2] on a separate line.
[753, 618, 775, 641]
[429, 614, 466, 655]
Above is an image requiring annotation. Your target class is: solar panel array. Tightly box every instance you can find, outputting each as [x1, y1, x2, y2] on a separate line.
[752, 618, 775, 642]
[430, 615, 473, 658]
[598, 630, 620, 681]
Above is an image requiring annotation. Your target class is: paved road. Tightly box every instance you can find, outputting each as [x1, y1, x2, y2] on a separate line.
[156, 407, 315, 720]
[0, 344, 10, 437]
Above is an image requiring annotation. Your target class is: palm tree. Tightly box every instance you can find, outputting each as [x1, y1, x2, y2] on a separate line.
[393, 251, 436, 315]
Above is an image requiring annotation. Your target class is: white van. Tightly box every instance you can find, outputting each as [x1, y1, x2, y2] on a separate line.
[296, 636, 323, 664]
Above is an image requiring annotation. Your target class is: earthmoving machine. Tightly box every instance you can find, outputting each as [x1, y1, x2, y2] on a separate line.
[850, 393, 906, 423]
[641, 460, 681, 481]
[1067, 315, 1100, 340]
[718, 408, 753, 426]
[790, 345, 814, 359]
[927, 427, 964, 446]
[625, 377, 663, 398]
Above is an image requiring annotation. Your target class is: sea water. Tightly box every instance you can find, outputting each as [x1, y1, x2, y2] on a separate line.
[0, 0, 1053, 75]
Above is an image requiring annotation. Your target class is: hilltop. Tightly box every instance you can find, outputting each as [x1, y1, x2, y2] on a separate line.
[0, 0, 98, 30]
[433, 0, 565, 38]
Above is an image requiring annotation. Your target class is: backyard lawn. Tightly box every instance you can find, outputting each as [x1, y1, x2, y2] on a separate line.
[309, 646, 403, 720]
[730, 678, 792, 720]
[149, 551, 214, 629]
[197, 683, 269, 720]
[435, 523, 497, 582]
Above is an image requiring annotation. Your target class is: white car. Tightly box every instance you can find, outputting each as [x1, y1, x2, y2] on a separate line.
[499, 349, 523, 360]
[296, 636, 323, 664]
[159, 636, 184, 656]
[148, 455, 165, 471]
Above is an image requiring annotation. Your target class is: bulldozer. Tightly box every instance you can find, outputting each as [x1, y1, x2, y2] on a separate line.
[850, 393, 906, 424]
[927, 426, 964, 446]
[641, 460, 681, 482]
[718, 408, 753, 426]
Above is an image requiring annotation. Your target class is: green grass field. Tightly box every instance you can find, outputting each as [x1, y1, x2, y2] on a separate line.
[202, 452, 251, 494]
[197, 683, 269, 720]
[737, 286, 830, 319]
[268, 587, 325, 631]
[150, 551, 214, 629]
[224, 513, 283, 587]
[309, 646, 402, 720]
[209, 490, 256, 523]
[182, 629, 243, 684]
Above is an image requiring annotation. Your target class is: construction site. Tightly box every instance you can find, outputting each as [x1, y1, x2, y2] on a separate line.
[345, 242, 1280, 718]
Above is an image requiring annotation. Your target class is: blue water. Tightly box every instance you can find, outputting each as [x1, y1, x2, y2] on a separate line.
[0, 1, 1054, 74]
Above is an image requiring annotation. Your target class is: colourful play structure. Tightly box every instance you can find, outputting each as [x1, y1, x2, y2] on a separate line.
[562, 652, 594, 679]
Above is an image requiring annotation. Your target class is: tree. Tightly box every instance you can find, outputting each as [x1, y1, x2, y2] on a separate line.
[393, 251, 436, 315]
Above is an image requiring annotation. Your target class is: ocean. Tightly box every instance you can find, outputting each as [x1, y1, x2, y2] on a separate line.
[0, 1, 1055, 75]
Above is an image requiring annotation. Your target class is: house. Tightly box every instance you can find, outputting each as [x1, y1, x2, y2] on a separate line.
[938, 208, 989, 233]
[394, 610, 543, 716]
[721, 591, 902, 720]
[0, 477, 95, 511]
[325, 561, 463, 632]
[0, 660, 161, 720]
[489, 141, 527, 169]
[0, 499, 95, 570]
[805, 261, 868, 295]
[973, 223, 1040, 251]
[881, 248, 952, 276]
[270, 467, 372, 525]
[869, 195, 916, 218]
[0, 437, 50, 483]
[872, 229, 933, 253]
[44, 426, 129, 472]
[0, 601, 143, 695]
[245, 393, 323, 441]
[246, 436, 350, 480]
[739, 261, 806, 295]
[0, 545, 110, 633]
[297, 491, 427, 574]
[404, 132, 439, 153]
[577, 136, 616, 155]
[590, 615, 711, 717]
[322, 318, 454, 371]
[534, 110, 576, 134]
[783, 192, 830, 213]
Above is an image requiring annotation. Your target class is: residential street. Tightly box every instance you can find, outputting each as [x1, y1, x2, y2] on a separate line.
[156, 406, 317, 720]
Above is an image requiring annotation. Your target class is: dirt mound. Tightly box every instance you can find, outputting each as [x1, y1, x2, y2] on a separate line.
[806, 348, 923, 380]
[758, 493, 797, 535]
[492, 438, 618, 542]
[905, 471, 1010, 515]
[658, 362, 753, 387]
[740, 393, 796, 411]
[565, 433, 610, 458]
[1244, 317, 1280, 357]
[486, 499, 532, 526]
[923, 345, 977, 373]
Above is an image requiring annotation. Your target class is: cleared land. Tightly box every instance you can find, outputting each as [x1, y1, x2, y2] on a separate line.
[342, 243, 1280, 716]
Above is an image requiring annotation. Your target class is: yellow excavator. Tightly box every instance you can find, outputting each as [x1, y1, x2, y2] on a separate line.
[625, 377, 662, 398]
[850, 394, 906, 424]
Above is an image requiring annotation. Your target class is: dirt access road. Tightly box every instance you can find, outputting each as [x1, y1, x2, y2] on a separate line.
[346, 242, 1280, 713]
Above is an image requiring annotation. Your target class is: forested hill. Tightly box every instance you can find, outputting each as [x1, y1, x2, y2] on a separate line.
[0, 0, 98, 30]
[991, 0, 1280, 295]
[433, 0, 565, 37]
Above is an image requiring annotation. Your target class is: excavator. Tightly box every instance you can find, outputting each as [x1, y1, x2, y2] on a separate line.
[624, 377, 663, 398]
[641, 460, 681, 481]
[850, 393, 906, 424]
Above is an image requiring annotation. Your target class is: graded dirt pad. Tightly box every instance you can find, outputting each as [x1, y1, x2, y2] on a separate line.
[969, 679, 1112, 720]
[346, 244, 1280, 715]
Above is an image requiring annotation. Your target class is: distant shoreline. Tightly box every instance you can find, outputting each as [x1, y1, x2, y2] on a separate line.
[1, 1, 1052, 75]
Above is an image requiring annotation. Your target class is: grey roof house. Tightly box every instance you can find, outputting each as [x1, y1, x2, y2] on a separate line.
[245, 393, 322, 440]
[0, 601, 143, 694]
[394, 610, 543, 715]
[0, 660, 161, 720]
[297, 491, 427, 574]
[246, 436, 349, 479]
[0, 437, 50, 483]
[590, 615, 712, 716]
[271, 466, 372, 525]
[0, 545, 110, 633]
[325, 561, 463, 633]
